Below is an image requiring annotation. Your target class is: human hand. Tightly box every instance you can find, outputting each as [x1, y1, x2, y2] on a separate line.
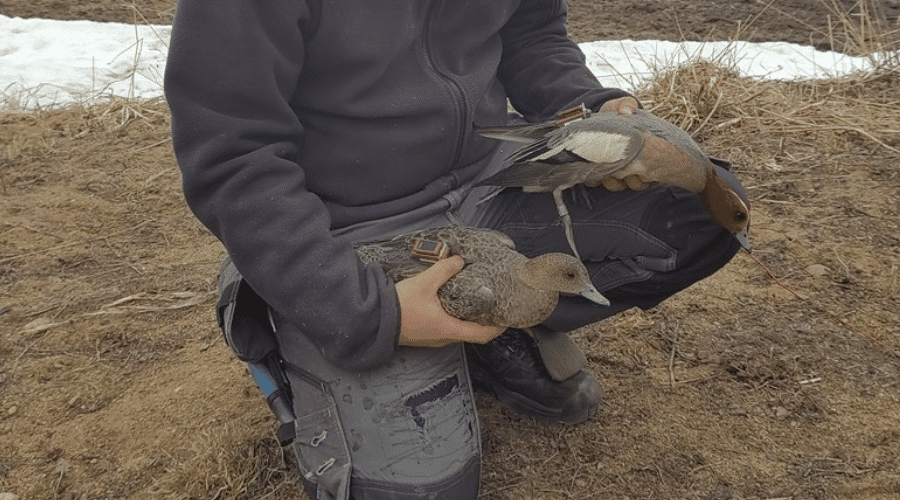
[600, 95, 640, 115]
[395, 255, 505, 348]
[599, 95, 639, 115]
[600, 175, 650, 192]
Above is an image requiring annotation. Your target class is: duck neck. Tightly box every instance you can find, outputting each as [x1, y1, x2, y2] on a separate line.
[698, 168, 729, 218]
[515, 258, 552, 292]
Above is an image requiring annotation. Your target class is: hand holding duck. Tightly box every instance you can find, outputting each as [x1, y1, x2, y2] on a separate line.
[356, 227, 609, 344]
[477, 104, 751, 258]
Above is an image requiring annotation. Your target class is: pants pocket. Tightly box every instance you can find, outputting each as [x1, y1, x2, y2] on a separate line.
[286, 367, 353, 500]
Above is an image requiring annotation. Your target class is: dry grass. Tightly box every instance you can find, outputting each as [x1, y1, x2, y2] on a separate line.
[638, 57, 900, 153]
[152, 416, 304, 500]
[635, 0, 899, 148]
[0, 2, 898, 500]
[822, 0, 900, 61]
[752, 0, 900, 57]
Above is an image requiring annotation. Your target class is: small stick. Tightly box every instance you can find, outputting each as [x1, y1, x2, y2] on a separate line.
[0, 221, 152, 265]
[692, 89, 724, 136]
[744, 250, 808, 300]
[744, 249, 900, 359]
[134, 137, 172, 153]
[668, 329, 678, 387]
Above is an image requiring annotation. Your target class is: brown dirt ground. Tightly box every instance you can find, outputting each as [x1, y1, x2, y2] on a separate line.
[1, 1, 899, 500]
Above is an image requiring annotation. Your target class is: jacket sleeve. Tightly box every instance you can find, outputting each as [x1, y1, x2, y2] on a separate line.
[164, 0, 400, 371]
[498, 0, 634, 121]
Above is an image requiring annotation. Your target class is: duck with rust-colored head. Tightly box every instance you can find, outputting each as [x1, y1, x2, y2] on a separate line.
[477, 106, 751, 259]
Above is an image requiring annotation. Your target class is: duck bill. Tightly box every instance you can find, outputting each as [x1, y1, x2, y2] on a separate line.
[735, 231, 752, 252]
[580, 286, 610, 306]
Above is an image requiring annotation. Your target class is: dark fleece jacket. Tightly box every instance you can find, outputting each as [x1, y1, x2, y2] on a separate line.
[164, 0, 631, 371]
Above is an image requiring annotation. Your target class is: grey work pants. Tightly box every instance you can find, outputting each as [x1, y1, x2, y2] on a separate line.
[270, 142, 746, 500]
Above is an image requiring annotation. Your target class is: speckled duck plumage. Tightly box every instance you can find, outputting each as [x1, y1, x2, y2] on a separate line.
[355, 226, 608, 329]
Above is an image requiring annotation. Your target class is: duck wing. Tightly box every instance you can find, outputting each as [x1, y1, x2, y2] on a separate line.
[476, 160, 596, 192]
[355, 236, 428, 281]
[477, 113, 647, 191]
[356, 226, 518, 280]
[516, 115, 644, 162]
[413, 226, 516, 257]
[438, 266, 497, 326]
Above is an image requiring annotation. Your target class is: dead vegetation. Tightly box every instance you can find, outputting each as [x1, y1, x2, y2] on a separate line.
[640, 59, 900, 152]
[1, 1, 899, 499]
[152, 419, 303, 500]
[763, 0, 900, 57]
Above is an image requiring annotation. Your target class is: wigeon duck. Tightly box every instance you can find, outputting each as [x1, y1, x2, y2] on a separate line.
[477, 105, 751, 258]
[355, 226, 609, 329]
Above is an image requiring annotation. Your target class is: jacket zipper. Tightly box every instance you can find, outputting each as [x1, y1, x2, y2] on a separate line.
[423, 0, 468, 172]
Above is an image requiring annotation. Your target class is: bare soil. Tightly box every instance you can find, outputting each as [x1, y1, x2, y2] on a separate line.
[1, 1, 899, 500]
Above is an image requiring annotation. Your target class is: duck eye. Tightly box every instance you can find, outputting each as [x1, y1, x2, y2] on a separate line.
[566, 271, 577, 279]
[734, 211, 747, 222]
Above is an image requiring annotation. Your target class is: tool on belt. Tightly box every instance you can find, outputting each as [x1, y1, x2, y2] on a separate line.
[248, 352, 297, 447]
[217, 256, 297, 446]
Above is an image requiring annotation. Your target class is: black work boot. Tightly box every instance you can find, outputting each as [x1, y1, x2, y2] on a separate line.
[464, 329, 602, 424]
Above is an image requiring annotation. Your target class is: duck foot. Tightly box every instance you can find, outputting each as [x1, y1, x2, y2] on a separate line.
[553, 189, 581, 260]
